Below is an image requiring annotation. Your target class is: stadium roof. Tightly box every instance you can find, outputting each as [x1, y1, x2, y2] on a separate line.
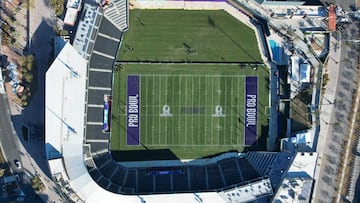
[45, 1, 280, 202]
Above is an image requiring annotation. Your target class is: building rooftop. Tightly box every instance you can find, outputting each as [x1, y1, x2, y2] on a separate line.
[73, 3, 102, 59]
[218, 179, 273, 203]
[273, 152, 318, 203]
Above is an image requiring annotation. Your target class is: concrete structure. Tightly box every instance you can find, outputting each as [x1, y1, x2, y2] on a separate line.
[273, 152, 318, 202]
[45, 1, 281, 202]
[44, 0, 332, 202]
[255, 0, 305, 6]
[64, 0, 82, 26]
[289, 55, 311, 98]
[0, 66, 5, 94]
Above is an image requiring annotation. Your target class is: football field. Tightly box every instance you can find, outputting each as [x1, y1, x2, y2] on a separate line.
[118, 9, 262, 62]
[111, 64, 269, 160]
[111, 9, 268, 161]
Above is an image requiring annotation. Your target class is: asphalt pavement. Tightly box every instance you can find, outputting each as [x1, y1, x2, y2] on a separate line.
[312, 0, 360, 202]
[0, 94, 21, 173]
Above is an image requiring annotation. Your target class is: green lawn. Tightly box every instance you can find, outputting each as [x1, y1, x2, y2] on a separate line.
[111, 64, 269, 161]
[118, 10, 261, 62]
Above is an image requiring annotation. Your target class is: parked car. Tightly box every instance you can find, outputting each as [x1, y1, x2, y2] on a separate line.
[14, 159, 21, 169]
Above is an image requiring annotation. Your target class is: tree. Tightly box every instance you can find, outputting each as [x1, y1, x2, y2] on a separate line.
[24, 72, 33, 83]
[49, 0, 64, 17]
[19, 54, 35, 71]
[24, 0, 36, 10]
[0, 168, 5, 177]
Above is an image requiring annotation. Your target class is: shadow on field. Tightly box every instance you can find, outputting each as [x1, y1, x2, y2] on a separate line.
[207, 16, 259, 62]
[242, 124, 270, 151]
[111, 149, 180, 162]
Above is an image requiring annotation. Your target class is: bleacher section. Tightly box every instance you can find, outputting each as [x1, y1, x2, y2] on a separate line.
[189, 166, 207, 191]
[246, 152, 278, 176]
[236, 158, 260, 181]
[206, 164, 225, 190]
[219, 159, 243, 186]
[103, 0, 128, 31]
[155, 174, 172, 192]
[123, 169, 137, 190]
[137, 169, 154, 193]
[111, 167, 127, 186]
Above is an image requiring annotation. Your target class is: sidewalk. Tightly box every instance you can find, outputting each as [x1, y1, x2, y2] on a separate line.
[312, 35, 342, 201]
[14, 118, 64, 203]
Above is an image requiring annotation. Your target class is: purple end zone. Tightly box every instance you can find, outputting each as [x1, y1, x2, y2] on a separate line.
[244, 76, 258, 145]
[127, 75, 140, 145]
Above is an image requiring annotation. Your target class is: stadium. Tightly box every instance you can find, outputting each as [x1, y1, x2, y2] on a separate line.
[45, 0, 294, 202]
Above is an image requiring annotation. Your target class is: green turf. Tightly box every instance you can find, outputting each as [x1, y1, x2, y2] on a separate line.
[111, 64, 269, 161]
[118, 9, 261, 62]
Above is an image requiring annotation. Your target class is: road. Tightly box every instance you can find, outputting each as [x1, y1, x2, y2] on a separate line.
[0, 0, 65, 202]
[313, 0, 360, 202]
[0, 94, 43, 202]
[0, 95, 21, 173]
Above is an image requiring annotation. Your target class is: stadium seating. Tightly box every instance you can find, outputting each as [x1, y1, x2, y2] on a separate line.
[206, 164, 225, 189]
[219, 159, 242, 186]
[111, 167, 127, 185]
[236, 158, 260, 181]
[99, 161, 119, 179]
[155, 175, 172, 192]
[104, 0, 128, 32]
[108, 182, 121, 193]
[246, 152, 278, 176]
[122, 169, 137, 189]
[189, 166, 207, 191]
[172, 168, 190, 192]
[89, 168, 102, 182]
[137, 168, 154, 193]
[98, 177, 111, 189]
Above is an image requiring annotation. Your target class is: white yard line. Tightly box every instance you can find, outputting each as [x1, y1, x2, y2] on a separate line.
[198, 76, 201, 144]
[211, 76, 214, 145]
[224, 77, 227, 145]
[165, 75, 168, 145]
[145, 76, 148, 144]
[218, 77, 220, 145]
[237, 77, 240, 145]
[152, 75, 155, 145]
[159, 76, 161, 145]
[191, 76, 194, 145]
[172, 76, 175, 145]
[230, 77, 233, 145]
[178, 76, 181, 145]
[185, 77, 187, 145]
[205, 76, 207, 144]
